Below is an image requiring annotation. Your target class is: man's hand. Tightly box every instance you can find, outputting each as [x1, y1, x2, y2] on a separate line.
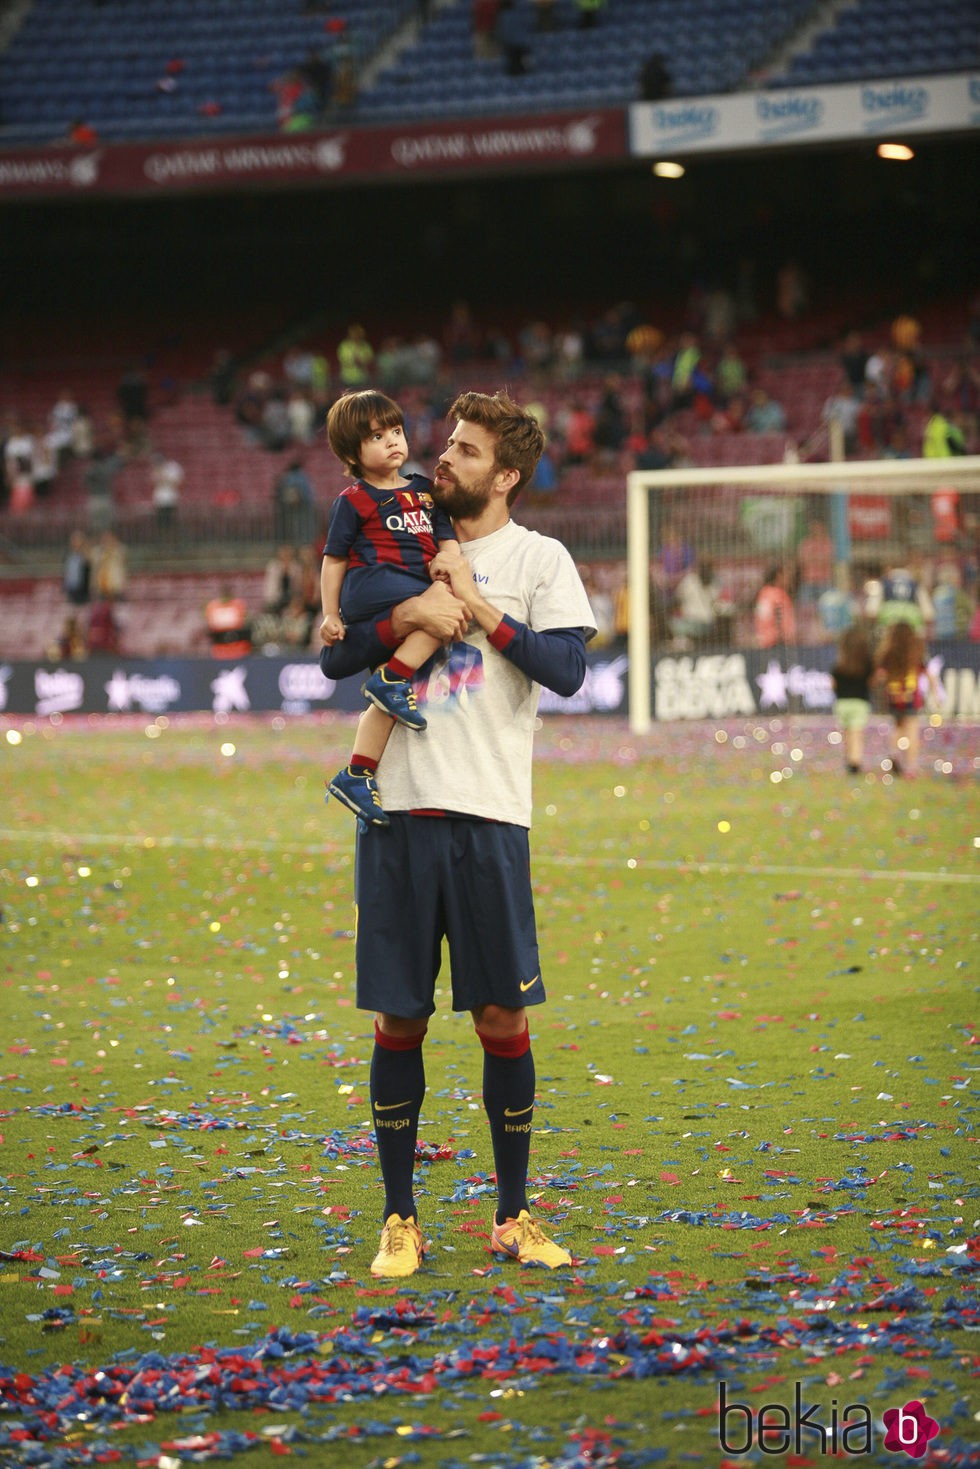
[428, 553, 478, 609]
[320, 612, 346, 646]
[429, 545, 462, 586]
[392, 580, 470, 644]
[426, 554, 504, 638]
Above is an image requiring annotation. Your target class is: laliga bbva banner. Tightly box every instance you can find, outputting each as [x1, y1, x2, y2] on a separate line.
[2, 645, 980, 720]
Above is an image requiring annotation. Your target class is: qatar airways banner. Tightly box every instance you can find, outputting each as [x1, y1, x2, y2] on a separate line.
[630, 71, 979, 156]
[0, 110, 625, 198]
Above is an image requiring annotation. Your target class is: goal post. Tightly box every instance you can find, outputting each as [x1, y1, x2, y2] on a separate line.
[626, 454, 980, 732]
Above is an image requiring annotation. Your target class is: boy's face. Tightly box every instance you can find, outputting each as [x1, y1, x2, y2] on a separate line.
[359, 418, 407, 478]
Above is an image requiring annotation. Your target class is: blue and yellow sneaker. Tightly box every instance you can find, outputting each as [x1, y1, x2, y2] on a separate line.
[326, 766, 389, 826]
[362, 668, 426, 731]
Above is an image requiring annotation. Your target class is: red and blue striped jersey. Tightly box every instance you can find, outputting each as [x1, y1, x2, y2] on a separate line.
[325, 473, 455, 575]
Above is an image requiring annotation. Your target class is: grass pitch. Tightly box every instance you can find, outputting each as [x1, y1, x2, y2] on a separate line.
[0, 712, 976, 1467]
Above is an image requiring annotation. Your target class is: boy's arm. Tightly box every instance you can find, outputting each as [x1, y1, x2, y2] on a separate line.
[319, 555, 348, 644]
[430, 538, 462, 583]
[320, 581, 469, 681]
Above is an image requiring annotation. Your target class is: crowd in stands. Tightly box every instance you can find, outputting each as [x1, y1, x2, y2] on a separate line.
[47, 527, 129, 660]
[217, 293, 978, 497]
[5, 285, 978, 526]
[199, 544, 324, 660]
[3, 285, 979, 665]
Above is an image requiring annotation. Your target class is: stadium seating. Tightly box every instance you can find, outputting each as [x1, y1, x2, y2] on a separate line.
[0, 0, 975, 146]
[358, 0, 818, 122]
[0, 0, 415, 143]
[0, 570, 270, 660]
[773, 0, 978, 85]
[0, 0, 899, 145]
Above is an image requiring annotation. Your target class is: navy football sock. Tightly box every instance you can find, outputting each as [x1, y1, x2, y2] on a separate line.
[370, 1023, 426, 1223]
[478, 1024, 535, 1225]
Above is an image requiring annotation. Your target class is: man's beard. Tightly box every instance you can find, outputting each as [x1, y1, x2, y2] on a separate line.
[431, 466, 497, 520]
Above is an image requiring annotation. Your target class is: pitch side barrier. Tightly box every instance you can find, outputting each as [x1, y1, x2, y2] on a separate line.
[2, 643, 979, 721]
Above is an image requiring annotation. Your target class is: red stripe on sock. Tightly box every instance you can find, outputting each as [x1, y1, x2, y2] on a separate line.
[375, 1020, 427, 1051]
[386, 656, 413, 680]
[351, 755, 379, 773]
[476, 1022, 530, 1058]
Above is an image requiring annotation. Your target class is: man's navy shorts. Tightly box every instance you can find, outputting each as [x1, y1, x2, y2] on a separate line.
[353, 813, 545, 1018]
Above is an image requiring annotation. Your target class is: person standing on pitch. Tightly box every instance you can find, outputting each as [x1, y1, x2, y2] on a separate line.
[831, 625, 874, 774]
[320, 391, 596, 1278]
[873, 619, 939, 777]
[320, 389, 461, 826]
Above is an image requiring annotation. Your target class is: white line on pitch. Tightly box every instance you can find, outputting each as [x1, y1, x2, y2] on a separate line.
[0, 829, 345, 857]
[2, 829, 975, 885]
[539, 855, 979, 885]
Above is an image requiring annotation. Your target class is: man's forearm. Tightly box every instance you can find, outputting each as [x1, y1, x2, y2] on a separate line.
[320, 583, 469, 682]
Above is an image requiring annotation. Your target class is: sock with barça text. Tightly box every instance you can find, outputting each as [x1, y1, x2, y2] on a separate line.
[478, 1024, 534, 1225]
[370, 1022, 426, 1222]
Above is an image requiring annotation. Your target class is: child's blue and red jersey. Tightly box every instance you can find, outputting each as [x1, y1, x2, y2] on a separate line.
[325, 473, 457, 624]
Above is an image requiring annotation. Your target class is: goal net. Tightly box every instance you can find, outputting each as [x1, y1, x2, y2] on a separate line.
[625, 454, 980, 732]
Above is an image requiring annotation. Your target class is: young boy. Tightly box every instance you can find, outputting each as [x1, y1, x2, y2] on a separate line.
[321, 390, 460, 825]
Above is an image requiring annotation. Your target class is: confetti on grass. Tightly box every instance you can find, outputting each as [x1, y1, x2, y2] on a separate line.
[1, 1285, 976, 1462]
[3, 716, 978, 1468]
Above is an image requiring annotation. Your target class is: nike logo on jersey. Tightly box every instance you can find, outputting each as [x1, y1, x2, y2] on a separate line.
[503, 1103, 534, 1118]
[374, 1099, 411, 1112]
[519, 974, 541, 992]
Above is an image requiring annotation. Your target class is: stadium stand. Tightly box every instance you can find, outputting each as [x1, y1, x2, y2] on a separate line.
[773, 0, 979, 86]
[0, 0, 417, 143]
[0, 286, 969, 537]
[0, 570, 270, 661]
[2, 0, 973, 146]
[2, 283, 974, 657]
[356, 0, 819, 122]
[8, 0, 951, 143]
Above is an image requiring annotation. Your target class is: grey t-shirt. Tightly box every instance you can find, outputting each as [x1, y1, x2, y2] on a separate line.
[376, 519, 595, 827]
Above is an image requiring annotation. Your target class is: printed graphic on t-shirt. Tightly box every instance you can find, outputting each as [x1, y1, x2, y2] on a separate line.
[414, 642, 485, 713]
